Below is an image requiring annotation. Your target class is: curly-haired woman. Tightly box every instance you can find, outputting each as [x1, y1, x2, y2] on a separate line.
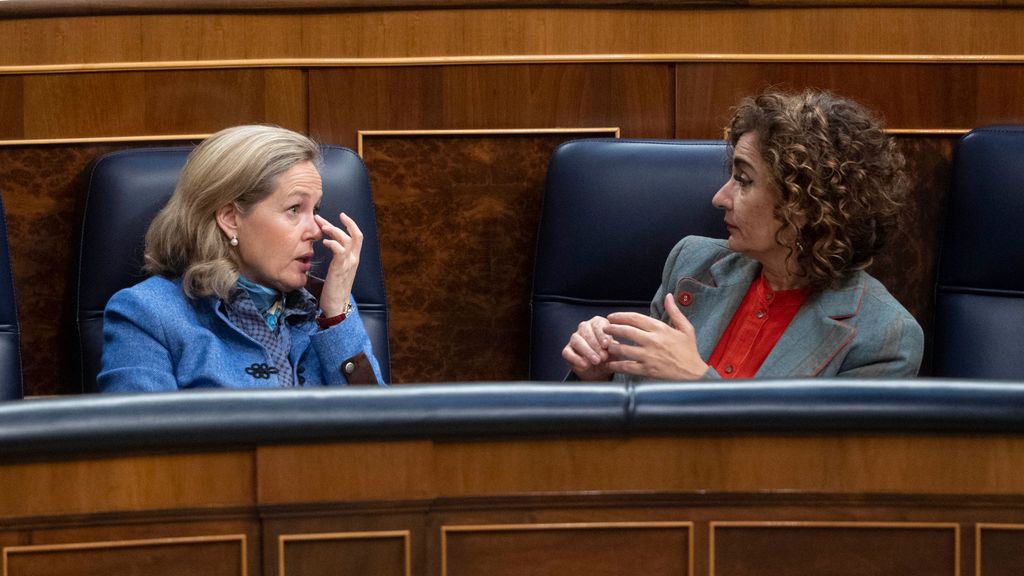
[563, 90, 924, 380]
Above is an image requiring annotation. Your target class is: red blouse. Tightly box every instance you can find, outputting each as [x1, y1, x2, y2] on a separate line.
[707, 273, 808, 378]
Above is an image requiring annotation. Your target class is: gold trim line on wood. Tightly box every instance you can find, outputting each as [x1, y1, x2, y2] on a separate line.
[1, 534, 248, 576]
[710, 521, 960, 576]
[0, 134, 212, 147]
[6, 53, 1024, 76]
[976, 523, 1024, 576]
[278, 530, 410, 576]
[711, 521, 962, 529]
[357, 127, 620, 157]
[441, 521, 693, 576]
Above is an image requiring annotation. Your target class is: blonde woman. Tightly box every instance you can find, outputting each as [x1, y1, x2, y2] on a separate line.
[99, 125, 383, 391]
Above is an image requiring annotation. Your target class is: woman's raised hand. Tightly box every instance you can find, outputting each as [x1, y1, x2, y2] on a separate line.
[315, 212, 363, 317]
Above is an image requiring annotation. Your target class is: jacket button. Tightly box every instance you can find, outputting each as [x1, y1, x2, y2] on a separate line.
[343, 362, 356, 374]
[678, 291, 693, 306]
[724, 364, 734, 374]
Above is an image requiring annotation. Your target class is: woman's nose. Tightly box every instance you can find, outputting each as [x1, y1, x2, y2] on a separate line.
[305, 217, 323, 242]
[712, 180, 731, 210]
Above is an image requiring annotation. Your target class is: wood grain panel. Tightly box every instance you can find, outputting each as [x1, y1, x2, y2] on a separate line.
[257, 441, 436, 505]
[2, 0, 1009, 20]
[674, 62, 1016, 138]
[977, 524, 1024, 576]
[711, 522, 957, 576]
[362, 130, 615, 383]
[0, 451, 253, 519]
[0, 77, 23, 140]
[280, 531, 409, 576]
[443, 523, 691, 576]
[310, 64, 672, 148]
[6, 8, 1024, 68]
[2, 535, 246, 576]
[431, 435, 1024, 497]
[12, 69, 306, 140]
[257, 435, 1024, 505]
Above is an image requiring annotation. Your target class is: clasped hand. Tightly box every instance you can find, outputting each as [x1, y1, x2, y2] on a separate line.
[562, 293, 709, 381]
[315, 212, 362, 317]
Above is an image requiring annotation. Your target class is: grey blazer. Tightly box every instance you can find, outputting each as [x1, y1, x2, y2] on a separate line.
[636, 236, 924, 379]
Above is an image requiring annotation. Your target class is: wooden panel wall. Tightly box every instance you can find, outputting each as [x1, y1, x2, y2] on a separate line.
[7, 434, 1024, 575]
[3, 5, 1024, 391]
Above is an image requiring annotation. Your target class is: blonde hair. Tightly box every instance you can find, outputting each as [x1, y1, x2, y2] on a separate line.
[144, 125, 322, 299]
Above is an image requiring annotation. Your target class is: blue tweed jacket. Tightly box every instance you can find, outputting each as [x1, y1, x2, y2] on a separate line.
[98, 275, 384, 392]
[624, 236, 924, 381]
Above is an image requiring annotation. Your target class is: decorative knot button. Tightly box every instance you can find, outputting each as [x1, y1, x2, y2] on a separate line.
[245, 363, 279, 379]
[343, 361, 356, 375]
[678, 292, 693, 306]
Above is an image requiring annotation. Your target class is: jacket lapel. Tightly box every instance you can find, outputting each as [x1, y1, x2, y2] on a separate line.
[672, 253, 760, 359]
[757, 273, 866, 377]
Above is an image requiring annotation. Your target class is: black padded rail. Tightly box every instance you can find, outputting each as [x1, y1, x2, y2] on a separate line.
[632, 380, 1024, 432]
[0, 383, 629, 457]
[4, 381, 1024, 457]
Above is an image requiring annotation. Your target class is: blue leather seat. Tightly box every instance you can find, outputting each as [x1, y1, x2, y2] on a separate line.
[529, 139, 730, 381]
[72, 145, 390, 392]
[933, 126, 1024, 379]
[0, 195, 23, 400]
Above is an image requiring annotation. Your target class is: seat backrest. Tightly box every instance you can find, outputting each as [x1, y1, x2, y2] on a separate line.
[933, 126, 1024, 379]
[529, 139, 730, 381]
[72, 145, 390, 392]
[0, 194, 23, 399]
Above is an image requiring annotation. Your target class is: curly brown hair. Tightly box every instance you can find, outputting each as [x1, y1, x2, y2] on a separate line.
[726, 90, 908, 291]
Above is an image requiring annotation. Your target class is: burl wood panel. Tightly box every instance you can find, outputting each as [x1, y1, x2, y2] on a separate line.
[444, 525, 690, 576]
[3, 536, 245, 576]
[675, 63, 1024, 138]
[711, 524, 957, 576]
[362, 132, 612, 383]
[1, 143, 127, 395]
[868, 137, 955, 376]
[0, 69, 305, 141]
[309, 64, 672, 149]
[281, 535, 407, 576]
[0, 142, 195, 395]
[977, 526, 1024, 576]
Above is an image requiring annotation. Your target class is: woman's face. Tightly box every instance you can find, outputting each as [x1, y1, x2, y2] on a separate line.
[224, 161, 324, 292]
[712, 132, 791, 266]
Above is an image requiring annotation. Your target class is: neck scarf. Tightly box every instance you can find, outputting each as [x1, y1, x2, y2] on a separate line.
[236, 275, 285, 330]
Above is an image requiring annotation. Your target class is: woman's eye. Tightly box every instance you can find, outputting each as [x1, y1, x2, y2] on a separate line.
[287, 205, 300, 215]
[733, 173, 751, 186]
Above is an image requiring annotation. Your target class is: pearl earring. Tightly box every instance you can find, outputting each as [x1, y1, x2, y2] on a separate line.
[230, 234, 239, 247]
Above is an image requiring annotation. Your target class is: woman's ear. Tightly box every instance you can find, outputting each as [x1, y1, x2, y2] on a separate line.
[215, 204, 239, 239]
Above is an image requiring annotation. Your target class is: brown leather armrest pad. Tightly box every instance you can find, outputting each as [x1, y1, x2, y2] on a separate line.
[339, 352, 378, 385]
